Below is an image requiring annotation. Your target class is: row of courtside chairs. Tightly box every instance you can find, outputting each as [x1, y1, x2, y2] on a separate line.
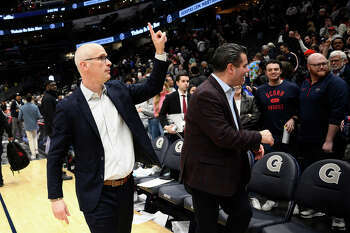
[134, 135, 350, 233]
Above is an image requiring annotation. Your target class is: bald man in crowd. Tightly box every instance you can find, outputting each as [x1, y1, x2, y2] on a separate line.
[47, 23, 168, 233]
[298, 53, 348, 172]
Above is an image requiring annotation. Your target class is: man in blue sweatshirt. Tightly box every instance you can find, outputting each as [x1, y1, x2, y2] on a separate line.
[298, 52, 348, 224]
[298, 53, 348, 169]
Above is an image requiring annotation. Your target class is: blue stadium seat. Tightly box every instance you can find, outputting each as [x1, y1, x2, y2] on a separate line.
[218, 152, 300, 233]
[137, 135, 177, 195]
[158, 139, 191, 206]
[135, 135, 170, 185]
[262, 159, 350, 233]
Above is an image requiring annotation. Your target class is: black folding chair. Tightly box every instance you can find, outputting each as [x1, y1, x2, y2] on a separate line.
[262, 159, 350, 233]
[218, 152, 300, 233]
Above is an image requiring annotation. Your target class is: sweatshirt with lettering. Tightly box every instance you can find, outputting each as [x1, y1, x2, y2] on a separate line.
[255, 80, 299, 142]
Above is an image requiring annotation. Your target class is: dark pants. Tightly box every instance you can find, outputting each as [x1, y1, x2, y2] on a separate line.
[83, 177, 134, 233]
[298, 141, 343, 172]
[187, 185, 252, 233]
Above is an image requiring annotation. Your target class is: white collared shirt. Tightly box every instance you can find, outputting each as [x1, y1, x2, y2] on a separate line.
[177, 89, 188, 113]
[80, 82, 134, 180]
[211, 73, 240, 130]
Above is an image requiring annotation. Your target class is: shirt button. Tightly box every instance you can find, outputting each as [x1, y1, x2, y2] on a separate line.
[101, 157, 104, 161]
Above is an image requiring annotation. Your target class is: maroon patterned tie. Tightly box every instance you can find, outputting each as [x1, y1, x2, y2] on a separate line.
[182, 95, 187, 115]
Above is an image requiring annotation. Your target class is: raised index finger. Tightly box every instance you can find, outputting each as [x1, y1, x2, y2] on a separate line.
[148, 23, 155, 38]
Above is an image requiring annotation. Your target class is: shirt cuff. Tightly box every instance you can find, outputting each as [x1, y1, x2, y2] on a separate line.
[155, 53, 167, 62]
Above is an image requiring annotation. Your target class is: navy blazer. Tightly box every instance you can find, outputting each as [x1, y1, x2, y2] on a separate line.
[47, 59, 168, 212]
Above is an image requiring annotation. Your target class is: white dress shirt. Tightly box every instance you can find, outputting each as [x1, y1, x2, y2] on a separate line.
[177, 89, 188, 113]
[80, 83, 134, 180]
[235, 99, 241, 115]
[211, 73, 240, 130]
[80, 54, 167, 180]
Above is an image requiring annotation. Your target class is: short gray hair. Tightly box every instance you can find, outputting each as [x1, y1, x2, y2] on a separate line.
[329, 50, 347, 60]
[261, 45, 269, 50]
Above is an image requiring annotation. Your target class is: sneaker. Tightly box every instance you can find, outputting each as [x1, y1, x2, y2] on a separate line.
[300, 209, 326, 218]
[250, 197, 261, 210]
[293, 204, 299, 215]
[261, 200, 278, 211]
[31, 155, 36, 160]
[332, 217, 346, 231]
[62, 173, 73, 181]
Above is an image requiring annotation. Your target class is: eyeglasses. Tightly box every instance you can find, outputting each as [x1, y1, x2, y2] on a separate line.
[84, 55, 109, 63]
[309, 62, 328, 68]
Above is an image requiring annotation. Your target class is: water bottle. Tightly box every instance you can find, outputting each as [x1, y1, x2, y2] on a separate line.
[343, 116, 350, 137]
[282, 126, 290, 144]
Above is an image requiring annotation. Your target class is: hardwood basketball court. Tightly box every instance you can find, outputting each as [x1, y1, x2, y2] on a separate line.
[0, 159, 171, 233]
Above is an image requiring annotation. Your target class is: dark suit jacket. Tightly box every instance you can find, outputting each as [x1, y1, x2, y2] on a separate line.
[47, 59, 168, 212]
[159, 90, 190, 127]
[41, 90, 58, 137]
[180, 75, 261, 197]
[10, 100, 23, 118]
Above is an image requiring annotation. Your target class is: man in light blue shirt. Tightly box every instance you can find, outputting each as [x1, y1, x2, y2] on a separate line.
[19, 95, 42, 160]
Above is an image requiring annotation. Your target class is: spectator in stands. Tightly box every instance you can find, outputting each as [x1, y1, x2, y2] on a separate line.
[181, 43, 274, 233]
[1, 101, 6, 112]
[329, 50, 350, 85]
[41, 81, 72, 181]
[159, 71, 190, 142]
[41, 81, 57, 153]
[234, 85, 260, 130]
[10, 93, 24, 141]
[188, 85, 197, 95]
[165, 73, 176, 93]
[345, 36, 350, 60]
[295, 32, 312, 53]
[199, 61, 211, 76]
[332, 36, 346, 51]
[255, 60, 299, 211]
[276, 55, 295, 82]
[320, 17, 337, 38]
[322, 35, 346, 57]
[18, 95, 41, 160]
[298, 53, 348, 175]
[151, 82, 170, 139]
[279, 43, 299, 72]
[168, 55, 180, 76]
[189, 66, 207, 87]
[261, 45, 270, 62]
[298, 53, 348, 226]
[47, 24, 168, 232]
[267, 42, 278, 60]
[0, 109, 13, 187]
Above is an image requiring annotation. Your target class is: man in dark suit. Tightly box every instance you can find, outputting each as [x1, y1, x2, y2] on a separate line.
[10, 93, 23, 140]
[159, 70, 190, 138]
[47, 24, 168, 233]
[180, 43, 274, 233]
[42, 81, 72, 180]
